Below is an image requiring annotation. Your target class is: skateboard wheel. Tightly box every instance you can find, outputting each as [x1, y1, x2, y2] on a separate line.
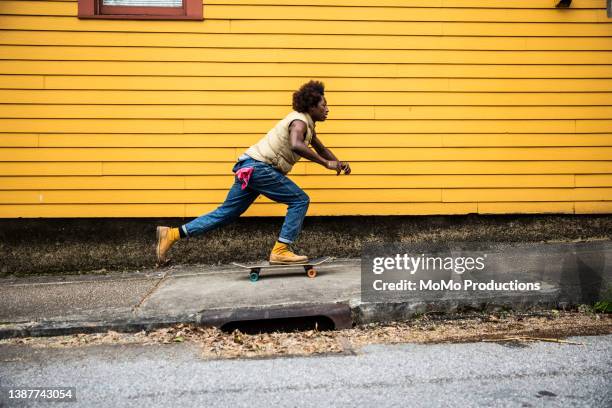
[249, 271, 260, 282]
[306, 268, 317, 278]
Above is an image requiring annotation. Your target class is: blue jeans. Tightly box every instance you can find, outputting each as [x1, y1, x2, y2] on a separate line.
[181, 157, 310, 244]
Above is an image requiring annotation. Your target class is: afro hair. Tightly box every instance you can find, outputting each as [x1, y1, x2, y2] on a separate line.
[292, 80, 325, 113]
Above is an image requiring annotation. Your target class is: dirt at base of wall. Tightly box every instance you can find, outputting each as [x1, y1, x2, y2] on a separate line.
[0, 214, 610, 276]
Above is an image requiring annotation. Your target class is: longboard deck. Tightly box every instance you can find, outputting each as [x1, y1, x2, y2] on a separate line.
[232, 257, 332, 281]
[232, 256, 331, 269]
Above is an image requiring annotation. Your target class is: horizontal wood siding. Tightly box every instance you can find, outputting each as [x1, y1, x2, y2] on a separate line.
[0, 0, 611, 217]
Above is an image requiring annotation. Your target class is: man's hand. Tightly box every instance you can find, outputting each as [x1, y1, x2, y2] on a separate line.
[326, 160, 351, 175]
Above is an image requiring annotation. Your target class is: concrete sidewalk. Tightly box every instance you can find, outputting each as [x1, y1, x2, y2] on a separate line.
[1, 240, 610, 339]
[0, 259, 359, 338]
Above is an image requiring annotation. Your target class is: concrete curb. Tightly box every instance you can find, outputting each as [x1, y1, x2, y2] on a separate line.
[0, 294, 602, 340]
[0, 314, 198, 340]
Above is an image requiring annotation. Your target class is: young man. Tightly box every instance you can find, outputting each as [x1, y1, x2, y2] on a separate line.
[156, 80, 351, 265]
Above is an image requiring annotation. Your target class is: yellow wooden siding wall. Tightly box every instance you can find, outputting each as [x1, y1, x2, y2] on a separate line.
[0, 0, 611, 217]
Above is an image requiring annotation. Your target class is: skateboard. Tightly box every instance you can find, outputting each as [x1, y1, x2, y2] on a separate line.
[232, 257, 332, 282]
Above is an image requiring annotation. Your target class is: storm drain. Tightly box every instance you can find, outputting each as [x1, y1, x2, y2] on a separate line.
[221, 315, 335, 334]
[198, 303, 353, 334]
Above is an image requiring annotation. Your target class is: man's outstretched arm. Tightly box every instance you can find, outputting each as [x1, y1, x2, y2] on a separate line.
[289, 120, 351, 175]
[310, 131, 351, 175]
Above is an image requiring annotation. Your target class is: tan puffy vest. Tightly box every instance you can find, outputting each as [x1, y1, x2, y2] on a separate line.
[244, 111, 315, 174]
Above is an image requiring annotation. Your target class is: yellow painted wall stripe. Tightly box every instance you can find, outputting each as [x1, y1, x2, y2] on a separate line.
[5, 46, 612, 65]
[30, 77, 612, 92]
[2, 61, 610, 78]
[576, 175, 612, 187]
[3, 31, 612, 51]
[1, 147, 610, 162]
[1, 161, 609, 177]
[302, 161, 612, 175]
[0, 202, 480, 218]
[2, 16, 611, 36]
[575, 202, 612, 213]
[185, 6, 607, 23]
[8, 133, 607, 148]
[3, 162, 611, 177]
[0, 134, 38, 147]
[446, 188, 612, 202]
[477, 202, 575, 214]
[0, 163, 103, 176]
[1, 189, 445, 204]
[0, 175, 576, 190]
[6, 119, 607, 133]
[6, 201, 608, 217]
[2, 188, 610, 204]
[4, 90, 612, 106]
[5, 105, 612, 120]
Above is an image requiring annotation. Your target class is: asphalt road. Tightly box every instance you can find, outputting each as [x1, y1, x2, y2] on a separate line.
[1, 335, 610, 408]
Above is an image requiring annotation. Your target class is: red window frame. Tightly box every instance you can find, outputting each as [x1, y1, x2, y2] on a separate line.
[78, 0, 203, 20]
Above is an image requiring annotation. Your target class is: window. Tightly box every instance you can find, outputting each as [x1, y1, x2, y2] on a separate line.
[78, 0, 203, 20]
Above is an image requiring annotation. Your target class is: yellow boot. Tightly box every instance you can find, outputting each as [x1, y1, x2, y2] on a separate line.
[269, 241, 308, 264]
[156, 226, 180, 265]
